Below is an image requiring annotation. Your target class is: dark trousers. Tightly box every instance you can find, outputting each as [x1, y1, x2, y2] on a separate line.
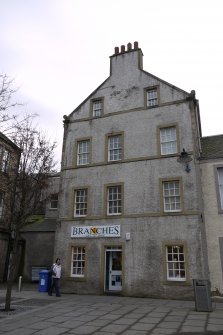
[48, 278, 60, 296]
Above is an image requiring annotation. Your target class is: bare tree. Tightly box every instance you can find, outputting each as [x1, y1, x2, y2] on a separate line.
[3, 119, 57, 311]
[0, 74, 36, 136]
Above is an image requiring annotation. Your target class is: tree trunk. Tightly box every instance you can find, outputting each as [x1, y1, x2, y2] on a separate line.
[4, 235, 19, 311]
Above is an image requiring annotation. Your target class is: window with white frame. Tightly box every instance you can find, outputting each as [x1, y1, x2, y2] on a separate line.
[0, 147, 10, 173]
[71, 246, 86, 277]
[92, 99, 102, 117]
[107, 185, 122, 215]
[0, 192, 4, 218]
[74, 189, 88, 217]
[50, 194, 58, 209]
[108, 135, 122, 162]
[160, 127, 177, 155]
[217, 167, 223, 210]
[77, 140, 90, 165]
[166, 245, 186, 281]
[147, 88, 158, 107]
[163, 180, 181, 212]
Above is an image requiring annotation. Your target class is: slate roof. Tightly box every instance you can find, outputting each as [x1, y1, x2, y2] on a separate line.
[0, 131, 21, 152]
[21, 218, 57, 232]
[200, 135, 223, 160]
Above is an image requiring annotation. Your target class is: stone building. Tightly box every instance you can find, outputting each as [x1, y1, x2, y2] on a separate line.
[0, 132, 21, 281]
[55, 42, 208, 298]
[200, 135, 223, 294]
[20, 173, 60, 281]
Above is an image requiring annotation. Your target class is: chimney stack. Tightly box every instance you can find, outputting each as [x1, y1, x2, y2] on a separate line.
[121, 45, 126, 53]
[127, 42, 132, 51]
[110, 41, 143, 74]
[134, 41, 139, 49]
[114, 47, 119, 55]
[113, 42, 139, 55]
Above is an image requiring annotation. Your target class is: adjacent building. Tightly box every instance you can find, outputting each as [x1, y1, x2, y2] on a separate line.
[20, 173, 60, 281]
[200, 135, 223, 294]
[54, 42, 209, 298]
[0, 132, 21, 281]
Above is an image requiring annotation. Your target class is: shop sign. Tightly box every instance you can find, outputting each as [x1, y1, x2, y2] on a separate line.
[71, 225, 121, 238]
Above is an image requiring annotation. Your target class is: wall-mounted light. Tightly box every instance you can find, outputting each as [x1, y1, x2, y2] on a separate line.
[177, 148, 192, 173]
[125, 232, 131, 241]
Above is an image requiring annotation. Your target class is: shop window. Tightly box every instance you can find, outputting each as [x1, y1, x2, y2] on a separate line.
[71, 246, 86, 278]
[166, 245, 186, 281]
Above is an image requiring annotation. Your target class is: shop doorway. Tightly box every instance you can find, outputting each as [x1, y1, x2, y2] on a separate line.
[105, 247, 122, 291]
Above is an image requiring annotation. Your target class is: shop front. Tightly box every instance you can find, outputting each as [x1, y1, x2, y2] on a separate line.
[71, 224, 123, 294]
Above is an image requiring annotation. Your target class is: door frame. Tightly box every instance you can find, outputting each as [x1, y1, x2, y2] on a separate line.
[104, 246, 123, 292]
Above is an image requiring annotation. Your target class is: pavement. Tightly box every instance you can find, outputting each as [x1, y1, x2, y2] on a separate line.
[1, 284, 223, 334]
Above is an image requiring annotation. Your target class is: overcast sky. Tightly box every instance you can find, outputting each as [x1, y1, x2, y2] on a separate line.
[1, 0, 223, 165]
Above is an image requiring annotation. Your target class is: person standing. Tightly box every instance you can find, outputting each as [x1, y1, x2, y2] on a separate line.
[48, 258, 61, 297]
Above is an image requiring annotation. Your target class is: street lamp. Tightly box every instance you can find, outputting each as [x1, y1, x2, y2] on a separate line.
[177, 148, 192, 173]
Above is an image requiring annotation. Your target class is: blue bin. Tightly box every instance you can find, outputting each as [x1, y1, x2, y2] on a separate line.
[38, 270, 51, 292]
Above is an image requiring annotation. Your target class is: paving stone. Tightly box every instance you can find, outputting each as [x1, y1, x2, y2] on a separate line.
[122, 331, 148, 335]
[66, 325, 100, 334]
[148, 311, 168, 318]
[130, 322, 155, 331]
[180, 326, 206, 333]
[169, 311, 188, 316]
[151, 328, 178, 334]
[153, 307, 172, 313]
[140, 316, 162, 323]
[124, 312, 146, 319]
[207, 324, 223, 332]
[29, 321, 56, 330]
[164, 315, 185, 322]
[87, 310, 109, 316]
[1, 328, 37, 335]
[186, 314, 208, 320]
[100, 323, 129, 333]
[112, 317, 137, 325]
[38, 311, 62, 317]
[208, 317, 223, 324]
[158, 321, 181, 329]
[209, 310, 223, 318]
[34, 326, 70, 335]
[84, 319, 110, 327]
[45, 316, 72, 323]
[57, 320, 84, 328]
[72, 314, 97, 322]
[99, 313, 121, 320]
[183, 319, 206, 326]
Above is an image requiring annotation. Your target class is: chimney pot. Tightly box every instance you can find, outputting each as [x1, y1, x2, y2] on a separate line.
[121, 45, 125, 53]
[127, 43, 132, 51]
[134, 41, 139, 49]
[114, 47, 119, 54]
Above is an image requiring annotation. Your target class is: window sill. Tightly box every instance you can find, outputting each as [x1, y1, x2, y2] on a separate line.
[163, 280, 190, 286]
[146, 104, 159, 109]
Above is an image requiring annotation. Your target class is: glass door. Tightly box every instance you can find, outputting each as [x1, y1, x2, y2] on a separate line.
[105, 248, 122, 291]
